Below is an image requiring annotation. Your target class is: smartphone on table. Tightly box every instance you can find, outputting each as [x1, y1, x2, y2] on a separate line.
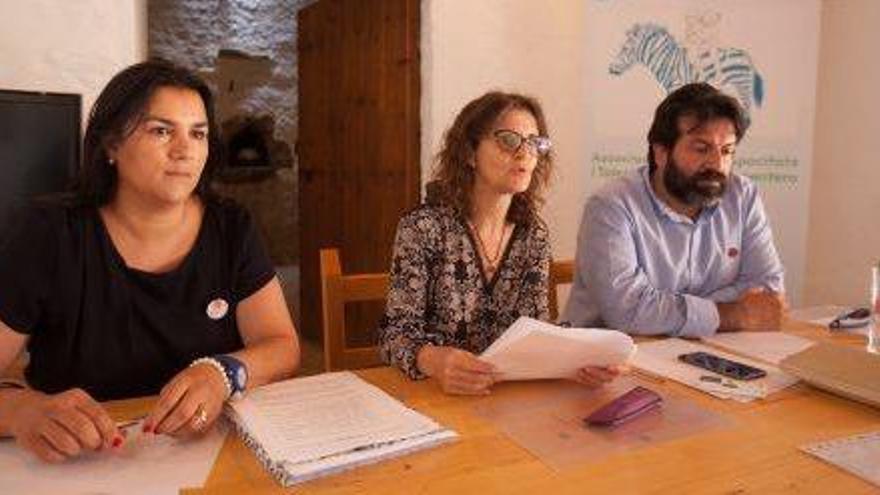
[677, 351, 767, 381]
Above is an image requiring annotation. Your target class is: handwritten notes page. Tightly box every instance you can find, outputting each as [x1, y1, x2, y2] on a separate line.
[480, 317, 636, 381]
[226, 371, 456, 485]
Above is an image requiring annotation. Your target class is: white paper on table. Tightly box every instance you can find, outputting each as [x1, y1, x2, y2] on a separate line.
[789, 305, 849, 326]
[480, 316, 636, 381]
[631, 338, 799, 402]
[0, 419, 226, 495]
[228, 372, 454, 468]
[702, 332, 817, 365]
[789, 305, 872, 336]
[801, 431, 880, 487]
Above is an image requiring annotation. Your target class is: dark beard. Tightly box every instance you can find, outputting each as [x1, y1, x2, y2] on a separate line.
[663, 158, 728, 208]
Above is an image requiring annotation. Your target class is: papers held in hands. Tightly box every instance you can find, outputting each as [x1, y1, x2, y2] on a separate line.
[480, 317, 636, 381]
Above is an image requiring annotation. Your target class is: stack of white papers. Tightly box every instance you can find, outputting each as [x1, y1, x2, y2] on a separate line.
[631, 338, 799, 402]
[480, 317, 636, 381]
[226, 371, 456, 486]
[702, 332, 816, 365]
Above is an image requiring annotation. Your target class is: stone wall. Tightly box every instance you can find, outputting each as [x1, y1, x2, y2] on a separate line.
[148, 0, 316, 266]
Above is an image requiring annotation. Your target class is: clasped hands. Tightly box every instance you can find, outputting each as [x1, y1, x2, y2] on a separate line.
[416, 344, 623, 395]
[7, 361, 228, 463]
[719, 287, 788, 332]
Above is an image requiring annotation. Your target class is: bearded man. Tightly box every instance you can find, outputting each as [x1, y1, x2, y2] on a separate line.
[562, 83, 786, 336]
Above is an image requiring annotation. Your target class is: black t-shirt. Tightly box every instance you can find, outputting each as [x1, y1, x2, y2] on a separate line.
[0, 197, 275, 401]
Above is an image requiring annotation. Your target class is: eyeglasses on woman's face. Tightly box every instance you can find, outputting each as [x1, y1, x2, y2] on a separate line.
[492, 129, 552, 157]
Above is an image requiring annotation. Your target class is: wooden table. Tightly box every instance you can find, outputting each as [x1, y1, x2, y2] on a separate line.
[107, 321, 879, 494]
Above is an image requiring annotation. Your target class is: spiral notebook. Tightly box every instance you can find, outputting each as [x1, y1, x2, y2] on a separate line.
[225, 371, 457, 486]
[801, 431, 880, 486]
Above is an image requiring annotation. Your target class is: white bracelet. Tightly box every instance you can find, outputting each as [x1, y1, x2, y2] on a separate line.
[190, 357, 232, 400]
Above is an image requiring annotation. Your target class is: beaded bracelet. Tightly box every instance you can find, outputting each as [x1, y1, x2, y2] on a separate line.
[190, 357, 232, 400]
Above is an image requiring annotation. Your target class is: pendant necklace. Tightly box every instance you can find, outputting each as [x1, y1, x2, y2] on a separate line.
[468, 221, 508, 274]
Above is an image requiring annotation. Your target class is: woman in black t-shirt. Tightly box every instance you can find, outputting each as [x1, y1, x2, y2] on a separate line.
[0, 60, 301, 463]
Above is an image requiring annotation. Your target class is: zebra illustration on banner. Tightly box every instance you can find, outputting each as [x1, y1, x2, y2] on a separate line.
[609, 23, 764, 119]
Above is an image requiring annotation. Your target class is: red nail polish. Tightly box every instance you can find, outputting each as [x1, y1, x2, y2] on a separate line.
[112, 436, 123, 448]
[142, 423, 152, 434]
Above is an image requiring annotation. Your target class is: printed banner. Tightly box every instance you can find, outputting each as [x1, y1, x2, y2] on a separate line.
[584, 0, 821, 303]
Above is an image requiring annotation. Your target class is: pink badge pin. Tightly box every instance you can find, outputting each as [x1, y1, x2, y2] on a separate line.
[728, 247, 739, 258]
[206, 298, 229, 320]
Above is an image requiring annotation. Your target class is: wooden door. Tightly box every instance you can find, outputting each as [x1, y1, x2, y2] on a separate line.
[298, 0, 420, 343]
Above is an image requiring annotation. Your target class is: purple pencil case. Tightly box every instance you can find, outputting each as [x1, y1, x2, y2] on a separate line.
[584, 386, 663, 427]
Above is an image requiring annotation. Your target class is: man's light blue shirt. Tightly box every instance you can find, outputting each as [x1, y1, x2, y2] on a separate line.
[561, 166, 784, 337]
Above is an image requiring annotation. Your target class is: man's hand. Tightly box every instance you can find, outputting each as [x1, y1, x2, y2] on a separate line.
[416, 345, 497, 395]
[718, 288, 787, 332]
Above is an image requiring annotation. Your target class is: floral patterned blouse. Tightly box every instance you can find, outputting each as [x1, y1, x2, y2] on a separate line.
[378, 203, 551, 379]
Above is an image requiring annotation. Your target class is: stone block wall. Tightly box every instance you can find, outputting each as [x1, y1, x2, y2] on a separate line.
[148, 0, 316, 266]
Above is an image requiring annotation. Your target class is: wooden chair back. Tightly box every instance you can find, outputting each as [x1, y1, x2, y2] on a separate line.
[319, 248, 575, 370]
[549, 259, 575, 320]
[320, 248, 388, 371]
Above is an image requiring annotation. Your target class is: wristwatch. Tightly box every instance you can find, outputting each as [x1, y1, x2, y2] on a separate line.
[214, 354, 248, 400]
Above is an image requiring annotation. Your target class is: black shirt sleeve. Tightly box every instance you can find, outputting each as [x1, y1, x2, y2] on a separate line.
[0, 206, 58, 334]
[223, 201, 275, 303]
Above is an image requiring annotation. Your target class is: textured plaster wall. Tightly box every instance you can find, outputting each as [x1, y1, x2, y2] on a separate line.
[421, 0, 587, 262]
[149, 0, 315, 267]
[804, 0, 880, 306]
[0, 0, 147, 124]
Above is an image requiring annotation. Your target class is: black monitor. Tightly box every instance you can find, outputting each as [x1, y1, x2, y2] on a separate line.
[0, 90, 81, 234]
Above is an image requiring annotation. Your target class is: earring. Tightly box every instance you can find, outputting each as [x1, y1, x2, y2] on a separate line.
[108, 158, 115, 166]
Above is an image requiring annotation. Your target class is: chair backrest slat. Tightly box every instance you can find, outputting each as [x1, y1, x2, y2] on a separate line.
[320, 247, 575, 371]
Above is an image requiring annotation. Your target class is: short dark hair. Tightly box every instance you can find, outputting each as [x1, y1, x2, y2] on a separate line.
[428, 90, 553, 225]
[647, 83, 748, 173]
[74, 59, 223, 206]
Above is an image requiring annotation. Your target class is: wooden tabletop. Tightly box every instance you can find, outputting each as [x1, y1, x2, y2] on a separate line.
[111, 320, 879, 494]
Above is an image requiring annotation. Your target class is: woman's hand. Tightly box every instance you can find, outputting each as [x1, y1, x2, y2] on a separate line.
[144, 362, 228, 437]
[6, 388, 120, 463]
[417, 345, 497, 395]
[574, 365, 626, 388]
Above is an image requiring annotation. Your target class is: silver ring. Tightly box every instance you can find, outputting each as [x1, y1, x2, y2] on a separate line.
[192, 405, 208, 430]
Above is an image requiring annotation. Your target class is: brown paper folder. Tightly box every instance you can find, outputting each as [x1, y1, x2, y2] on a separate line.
[780, 343, 880, 408]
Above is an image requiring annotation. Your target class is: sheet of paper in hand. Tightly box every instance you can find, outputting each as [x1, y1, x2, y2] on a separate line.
[480, 317, 636, 381]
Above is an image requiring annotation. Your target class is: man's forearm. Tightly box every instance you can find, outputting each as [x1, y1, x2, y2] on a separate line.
[716, 301, 742, 332]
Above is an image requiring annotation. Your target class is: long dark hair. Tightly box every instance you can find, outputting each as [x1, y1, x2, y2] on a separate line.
[427, 91, 553, 225]
[71, 59, 223, 206]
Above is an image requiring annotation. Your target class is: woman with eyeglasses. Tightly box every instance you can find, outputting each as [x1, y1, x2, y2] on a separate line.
[378, 91, 620, 394]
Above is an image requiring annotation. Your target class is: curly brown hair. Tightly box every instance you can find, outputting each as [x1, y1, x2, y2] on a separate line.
[426, 91, 553, 225]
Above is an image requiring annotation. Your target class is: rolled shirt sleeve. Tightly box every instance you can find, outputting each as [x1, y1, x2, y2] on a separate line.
[679, 294, 721, 337]
[562, 167, 783, 337]
[568, 194, 702, 336]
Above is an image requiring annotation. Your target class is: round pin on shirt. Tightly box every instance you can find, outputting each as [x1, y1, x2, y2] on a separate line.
[206, 298, 229, 320]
